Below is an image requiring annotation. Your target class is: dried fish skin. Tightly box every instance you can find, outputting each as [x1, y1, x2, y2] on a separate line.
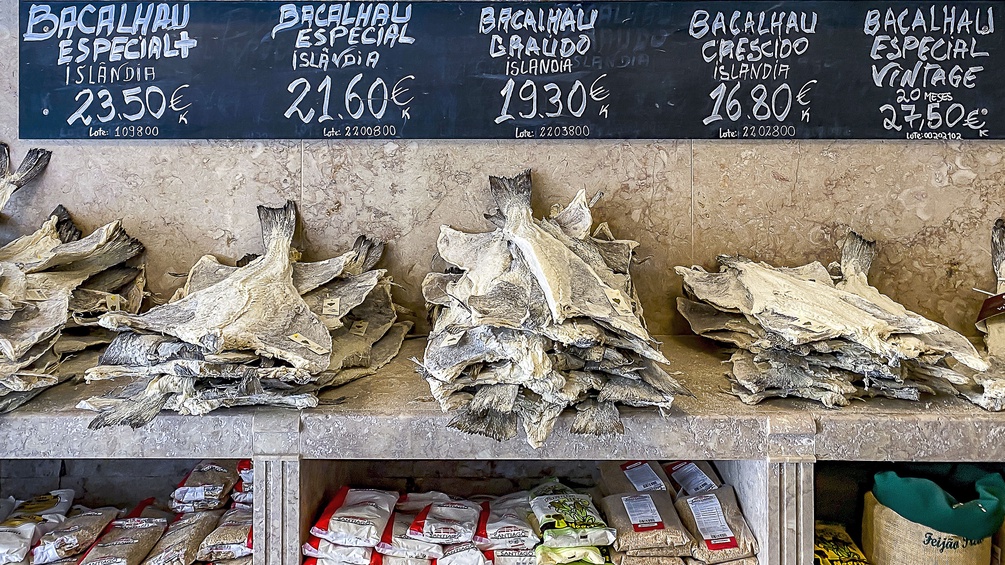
[514, 390, 566, 449]
[99, 333, 205, 366]
[597, 376, 674, 409]
[0, 216, 64, 264]
[0, 291, 69, 361]
[0, 144, 51, 214]
[303, 270, 383, 331]
[570, 400, 624, 436]
[100, 202, 333, 371]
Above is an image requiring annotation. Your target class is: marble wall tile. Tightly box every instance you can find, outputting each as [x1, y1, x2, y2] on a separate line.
[300, 139, 692, 334]
[692, 139, 1005, 336]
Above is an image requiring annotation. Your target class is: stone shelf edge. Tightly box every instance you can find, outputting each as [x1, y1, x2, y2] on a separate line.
[2, 335, 1003, 461]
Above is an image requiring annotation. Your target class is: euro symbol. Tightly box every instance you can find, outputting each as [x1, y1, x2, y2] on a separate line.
[797, 80, 816, 106]
[590, 74, 610, 102]
[170, 85, 192, 112]
[392, 75, 415, 106]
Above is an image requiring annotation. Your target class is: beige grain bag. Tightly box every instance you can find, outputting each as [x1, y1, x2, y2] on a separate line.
[599, 492, 692, 555]
[662, 461, 722, 500]
[599, 462, 670, 496]
[683, 558, 758, 565]
[141, 510, 223, 565]
[196, 508, 252, 561]
[33, 506, 119, 563]
[862, 491, 990, 565]
[79, 517, 168, 565]
[608, 550, 684, 565]
[674, 486, 757, 565]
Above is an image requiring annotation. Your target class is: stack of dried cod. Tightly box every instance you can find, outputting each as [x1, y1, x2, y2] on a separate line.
[81, 201, 412, 427]
[1, 148, 147, 413]
[676, 232, 989, 407]
[420, 170, 689, 448]
[966, 219, 1005, 411]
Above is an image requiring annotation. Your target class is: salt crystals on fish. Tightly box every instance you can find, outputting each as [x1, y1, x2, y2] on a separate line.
[419, 170, 689, 448]
[80, 200, 412, 427]
[676, 231, 988, 408]
[0, 180, 145, 414]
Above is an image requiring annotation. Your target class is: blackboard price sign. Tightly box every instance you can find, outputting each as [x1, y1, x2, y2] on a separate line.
[18, 1, 1005, 140]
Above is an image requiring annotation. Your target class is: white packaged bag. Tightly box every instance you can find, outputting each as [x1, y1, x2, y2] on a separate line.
[407, 499, 481, 545]
[310, 487, 398, 548]
[473, 493, 538, 550]
[374, 513, 443, 560]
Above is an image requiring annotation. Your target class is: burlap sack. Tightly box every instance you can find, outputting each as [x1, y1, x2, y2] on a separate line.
[862, 491, 990, 565]
[599, 492, 692, 555]
[674, 486, 757, 565]
[599, 462, 671, 496]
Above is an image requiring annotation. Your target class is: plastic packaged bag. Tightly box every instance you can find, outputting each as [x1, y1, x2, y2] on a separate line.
[196, 508, 253, 561]
[79, 518, 168, 565]
[813, 521, 865, 565]
[530, 483, 615, 548]
[311, 486, 398, 547]
[407, 499, 481, 545]
[473, 492, 538, 550]
[141, 510, 223, 565]
[237, 460, 253, 485]
[598, 462, 670, 496]
[661, 462, 722, 500]
[674, 486, 757, 565]
[231, 482, 253, 505]
[171, 461, 238, 512]
[599, 492, 692, 555]
[483, 548, 535, 565]
[534, 545, 605, 565]
[375, 513, 443, 560]
[33, 506, 119, 564]
[302, 532, 373, 565]
[436, 542, 488, 565]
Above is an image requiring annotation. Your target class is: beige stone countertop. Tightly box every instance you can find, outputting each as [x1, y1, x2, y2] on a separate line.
[3, 335, 1005, 461]
[0, 377, 256, 459]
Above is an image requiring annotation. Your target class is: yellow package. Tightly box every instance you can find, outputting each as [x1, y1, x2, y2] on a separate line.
[814, 522, 868, 565]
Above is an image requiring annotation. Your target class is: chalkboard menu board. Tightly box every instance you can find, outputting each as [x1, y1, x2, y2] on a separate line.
[18, 1, 1004, 140]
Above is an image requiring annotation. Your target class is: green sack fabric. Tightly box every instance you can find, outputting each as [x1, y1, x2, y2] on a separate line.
[873, 469, 1005, 540]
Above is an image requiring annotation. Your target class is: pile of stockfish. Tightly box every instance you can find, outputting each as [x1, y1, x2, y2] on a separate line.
[676, 232, 989, 408]
[419, 170, 690, 448]
[1, 145, 148, 413]
[80, 200, 412, 428]
[964, 219, 1005, 411]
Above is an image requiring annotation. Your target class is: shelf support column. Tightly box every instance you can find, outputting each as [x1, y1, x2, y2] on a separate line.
[252, 410, 302, 565]
[766, 414, 817, 565]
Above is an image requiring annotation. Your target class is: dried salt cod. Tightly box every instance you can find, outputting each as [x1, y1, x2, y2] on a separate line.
[965, 219, 1005, 410]
[0, 198, 146, 412]
[421, 170, 687, 448]
[0, 143, 51, 215]
[82, 202, 410, 426]
[677, 231, 987, 408]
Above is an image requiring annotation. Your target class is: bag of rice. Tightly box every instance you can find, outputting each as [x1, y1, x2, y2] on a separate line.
[534, 545, 605, 565]
[33, 506, 120, 564]
[79, 517, 168, 565]
[473, 492, 538, 550]
[483, 548, 535, 565]
[609, 550, 685, 565]
[375, 513, 443, 560]
[211, 557, 252, 565]
[140, 510, 223, 565]
[310, 486, 398, 547]
[196, 508, 252, 561]
[237, 461, 253, 485]
[598, 462, 670, 496]
[0, 523, 37, 565]
[8, 490, 75, 522]
[170, 461, 238, 512]
[436, 542, 488, 565]
[231, 482, 253, 505]
[662, 462, 722, 500]
[674, 486, 758, 565]
[396, 493, 453, 514]
[407, 499, 481, 545]
[530, 483, 615, 548]
[599, 492, 692, 555]
[302, 532, 373, 565]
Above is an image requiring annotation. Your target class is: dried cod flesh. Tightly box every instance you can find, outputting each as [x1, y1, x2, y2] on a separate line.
[81, 201, 410, 427]
[677, 231, 988, 408]
[420, 170, 687, 448]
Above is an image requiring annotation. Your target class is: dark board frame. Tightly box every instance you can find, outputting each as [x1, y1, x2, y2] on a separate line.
[18, 1, 1004, 140]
